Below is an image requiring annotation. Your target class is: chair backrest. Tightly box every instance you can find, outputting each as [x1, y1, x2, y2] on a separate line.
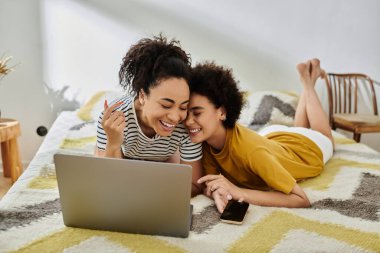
[323, 73, 378, 125]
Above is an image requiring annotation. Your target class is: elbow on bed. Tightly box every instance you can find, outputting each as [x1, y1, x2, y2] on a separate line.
[298, 197, 311, 208]
[289, 193, 311, 208]
[301, 199, 311, 208]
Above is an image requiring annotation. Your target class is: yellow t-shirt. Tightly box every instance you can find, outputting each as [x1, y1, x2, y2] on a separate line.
[202, 124, 324, 194]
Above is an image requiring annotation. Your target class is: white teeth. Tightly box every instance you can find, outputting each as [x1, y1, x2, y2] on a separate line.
[189, 128, 201, 133]
[161, 120, 175, 128]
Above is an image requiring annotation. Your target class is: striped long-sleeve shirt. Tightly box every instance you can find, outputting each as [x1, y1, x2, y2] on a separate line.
[96, 95, 202, 162]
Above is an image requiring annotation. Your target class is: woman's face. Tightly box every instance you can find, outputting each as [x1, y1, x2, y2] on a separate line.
[185, 93, 225, 144]
[138, 77, 189, 137]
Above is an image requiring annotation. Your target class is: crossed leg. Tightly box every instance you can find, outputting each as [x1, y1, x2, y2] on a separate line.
[294, 59, 334, 145]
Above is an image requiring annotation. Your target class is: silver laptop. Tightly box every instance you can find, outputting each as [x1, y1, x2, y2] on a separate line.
[54, 153, 193, 238]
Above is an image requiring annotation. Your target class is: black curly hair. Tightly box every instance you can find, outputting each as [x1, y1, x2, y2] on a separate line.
[119, 34, 191, 96]
[190, 62, 245, 128]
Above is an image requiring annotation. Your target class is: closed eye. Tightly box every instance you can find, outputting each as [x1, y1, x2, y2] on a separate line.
[161, 104, 171, 109]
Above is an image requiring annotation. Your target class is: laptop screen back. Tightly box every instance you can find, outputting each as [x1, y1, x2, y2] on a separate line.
[54, 153, 193, 237]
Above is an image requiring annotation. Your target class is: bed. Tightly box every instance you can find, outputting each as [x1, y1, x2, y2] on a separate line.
[1, 90, 380, 252]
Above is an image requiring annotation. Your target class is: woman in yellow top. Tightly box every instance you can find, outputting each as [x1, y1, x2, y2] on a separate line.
[185, 59, 334, 213]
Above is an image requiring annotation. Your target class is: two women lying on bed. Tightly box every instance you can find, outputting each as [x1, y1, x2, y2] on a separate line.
[94, 34, 334, 212]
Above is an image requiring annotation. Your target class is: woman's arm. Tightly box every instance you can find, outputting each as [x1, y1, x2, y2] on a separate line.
[166, 150, 203, 196]
[198, 174, 310, 213]
[181, 159, 203, 197]
[240, 183, 310, 208]
[94, 147, 124, 158]
[166, 149, 180, 163]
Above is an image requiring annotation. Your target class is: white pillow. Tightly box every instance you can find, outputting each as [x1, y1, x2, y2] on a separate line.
[239, 90, 299, 131]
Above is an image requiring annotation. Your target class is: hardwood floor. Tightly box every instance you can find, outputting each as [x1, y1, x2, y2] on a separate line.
[0, 170, 12, 199]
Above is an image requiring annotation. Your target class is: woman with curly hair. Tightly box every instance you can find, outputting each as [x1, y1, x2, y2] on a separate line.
[95, 35, 203, 195]
[186, 59, 334, 212]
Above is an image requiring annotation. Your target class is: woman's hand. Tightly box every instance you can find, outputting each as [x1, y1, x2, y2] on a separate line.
[101, 100, 126, 150]
[198, 174, 245, 213]
[211, 187, 231, 213]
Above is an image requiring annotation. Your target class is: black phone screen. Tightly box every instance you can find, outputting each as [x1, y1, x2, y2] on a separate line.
[220, 200, 249, 224]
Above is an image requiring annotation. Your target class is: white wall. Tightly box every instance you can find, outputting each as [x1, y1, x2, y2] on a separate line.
[1, 0, 380, 166]
[0, 0, 49, 168]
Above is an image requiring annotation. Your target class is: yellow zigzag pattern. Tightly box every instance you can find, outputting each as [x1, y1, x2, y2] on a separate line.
[14, 227, 186, 253]
[334, 137, 356, 145]
[299, 158, 380, 190]
[60, 136, 97, 149]
[28, 175, 57, 189]
[228, 210, 380, 252]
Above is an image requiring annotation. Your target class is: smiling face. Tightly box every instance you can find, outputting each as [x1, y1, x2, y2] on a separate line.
[136, 77, 190, 137]
[185, 93, 227, 149]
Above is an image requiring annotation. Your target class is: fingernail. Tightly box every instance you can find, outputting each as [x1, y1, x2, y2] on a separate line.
[227, 194, 232, 200]
[104, 100, 108, 107]
[197, 180, 200, 184]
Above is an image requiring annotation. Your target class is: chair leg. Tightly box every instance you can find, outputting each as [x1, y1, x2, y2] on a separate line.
[353, 133, 361, 143]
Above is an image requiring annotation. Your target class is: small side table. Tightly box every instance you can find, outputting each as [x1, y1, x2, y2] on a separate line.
[0, 118, 23, 183]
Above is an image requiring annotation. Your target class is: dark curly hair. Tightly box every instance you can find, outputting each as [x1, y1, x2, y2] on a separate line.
[119, 34, 191, 96]
[190, 62, 245, 128]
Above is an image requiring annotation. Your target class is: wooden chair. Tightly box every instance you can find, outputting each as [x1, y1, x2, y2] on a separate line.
[323, 73, 380, 142]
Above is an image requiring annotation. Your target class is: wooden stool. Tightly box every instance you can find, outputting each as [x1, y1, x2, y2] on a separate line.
[0, 118, 23, 183]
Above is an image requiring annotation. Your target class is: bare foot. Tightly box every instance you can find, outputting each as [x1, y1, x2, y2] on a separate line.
[297, 60, 312, 86]
[297, 58, 325, 87]
[310, 58, 324, 82]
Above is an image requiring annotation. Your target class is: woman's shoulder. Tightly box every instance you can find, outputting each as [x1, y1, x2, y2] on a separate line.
[229, 124, 268, 151]
[111, 94, 134, 106]
[106, 95, 134, 115]
[233, 124, 262, 138]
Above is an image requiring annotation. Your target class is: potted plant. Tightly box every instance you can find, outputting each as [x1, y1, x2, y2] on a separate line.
[0, 54, 18, 120]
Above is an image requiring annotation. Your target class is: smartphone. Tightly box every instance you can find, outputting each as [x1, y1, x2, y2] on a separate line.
[220, 200, 249, 225]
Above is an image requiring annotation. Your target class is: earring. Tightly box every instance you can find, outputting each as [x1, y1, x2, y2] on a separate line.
[221, 116, 226, 121]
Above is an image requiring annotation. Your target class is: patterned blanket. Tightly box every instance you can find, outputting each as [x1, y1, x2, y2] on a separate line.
[1, 104, 380, 252]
